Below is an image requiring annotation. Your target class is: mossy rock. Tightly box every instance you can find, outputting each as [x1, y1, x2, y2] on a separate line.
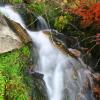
[24, 74, 48, 100]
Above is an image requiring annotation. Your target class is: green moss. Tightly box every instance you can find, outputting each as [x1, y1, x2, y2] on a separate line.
[0, 0, 23, 4]
[10, 0, 22, 4]
[0, 44, 30, 100]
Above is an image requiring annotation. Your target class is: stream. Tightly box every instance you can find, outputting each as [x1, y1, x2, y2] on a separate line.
[0, 5, 95, 100]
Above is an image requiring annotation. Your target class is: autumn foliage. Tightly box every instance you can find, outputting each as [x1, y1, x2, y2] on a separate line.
[69, 0, 100, 29]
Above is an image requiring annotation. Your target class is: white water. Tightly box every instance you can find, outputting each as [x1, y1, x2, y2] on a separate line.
[0, 5, 95, 100]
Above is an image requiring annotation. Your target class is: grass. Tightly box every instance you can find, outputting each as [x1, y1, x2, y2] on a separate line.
[0, 44, 30, 100]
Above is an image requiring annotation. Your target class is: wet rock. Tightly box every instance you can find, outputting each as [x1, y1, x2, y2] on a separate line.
[23, 63, 48, 100]
[27, 65, 45, 88]
[49, 30, 79, 48]
[28, 64, 44, 79]
[23, 0, 32, 4]
[24, 68, 48, 100]
[32, 77, 49, 100]
[43, 30, 78, 59]
[63, 88, 70, 100]
[4, 16, 32, 43]
[31, 72, 44, 79]
[69, 49, 81, 57]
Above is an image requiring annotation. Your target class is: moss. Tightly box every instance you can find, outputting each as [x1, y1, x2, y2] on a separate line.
[0, 0, 23, 4]
[0, 43, 48, 100]
[0, 44, 30, 100]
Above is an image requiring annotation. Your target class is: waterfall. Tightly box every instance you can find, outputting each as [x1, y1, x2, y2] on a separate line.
[35, 16, 49, 31]
[0, 5, 95, 100]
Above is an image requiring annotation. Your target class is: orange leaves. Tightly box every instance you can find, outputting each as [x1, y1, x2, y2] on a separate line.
[68, 1, 100, 29]
[91, 2, 100, 27]
[76, 8, 93, 28]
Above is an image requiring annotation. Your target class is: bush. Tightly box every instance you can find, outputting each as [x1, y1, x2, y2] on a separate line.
[54, 13, 73, 31]
[0, 45, 30, 100]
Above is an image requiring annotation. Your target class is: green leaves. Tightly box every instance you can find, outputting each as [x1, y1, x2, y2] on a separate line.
[10, 0, 22, 4]
[27, 3, 46, 15]
[54, 14, 73, 31]
[0, 0, 22, 4]
[0, 72, 5, 99]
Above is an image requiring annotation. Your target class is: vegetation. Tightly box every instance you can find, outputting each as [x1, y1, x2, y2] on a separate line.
[0, 0, 100, 99]
[54, 14, 73, 31]
[0, 44, 30, 100]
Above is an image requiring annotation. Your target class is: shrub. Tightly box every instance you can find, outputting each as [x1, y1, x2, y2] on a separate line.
[0, 45, 30, 100]
[54, 14, 73, 31]
[69, 0, 100, 30]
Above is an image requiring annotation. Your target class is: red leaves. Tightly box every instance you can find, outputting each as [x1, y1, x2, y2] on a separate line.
[91, 2, 100, 28]
[69, 1, 100, 29]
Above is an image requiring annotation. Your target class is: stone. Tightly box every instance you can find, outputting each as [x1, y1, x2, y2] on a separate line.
[0, 15, 22, 53]
[68, 49, 81, 57]
[43, 30, 78, 59]
[4, 16, 32, 43]
[0, 15, 32, 54]
[32, 72, 44, 79]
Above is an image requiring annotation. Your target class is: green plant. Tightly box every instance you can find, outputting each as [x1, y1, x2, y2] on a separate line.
[11, 0, 22, 3]
[26, 1, 61, 29]
[27, 2, 46, 15]
[0, 44, 30, 100]
[54, 14, 73, 31]
[0, 0, 23, 4]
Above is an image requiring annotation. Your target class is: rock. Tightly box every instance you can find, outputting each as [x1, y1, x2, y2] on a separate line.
[4, 16, 32, 43]
[0, 15, 22, 53]
[93, 73, 100, 99]
[68, 49, 81, 57]
[43, 30, 78, 59]
[32, 72, 44, 79]
[31, 74, 48, 100]
[0, 15, 32, 54]
[24, 66, 48, 100]
[23, 0, 32, 4]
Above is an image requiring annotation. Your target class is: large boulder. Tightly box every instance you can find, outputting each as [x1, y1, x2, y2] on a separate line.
[0, 15, 31, 54]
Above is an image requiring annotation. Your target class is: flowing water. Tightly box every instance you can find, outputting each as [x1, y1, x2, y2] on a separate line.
[0, 5, 95, 100]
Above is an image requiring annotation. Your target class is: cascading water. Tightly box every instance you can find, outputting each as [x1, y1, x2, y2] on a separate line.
[0, 5, 95, 100]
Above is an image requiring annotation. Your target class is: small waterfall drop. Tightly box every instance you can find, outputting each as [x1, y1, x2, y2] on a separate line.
[35, 16, 49, 31]
[0, 5, 95, 100]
